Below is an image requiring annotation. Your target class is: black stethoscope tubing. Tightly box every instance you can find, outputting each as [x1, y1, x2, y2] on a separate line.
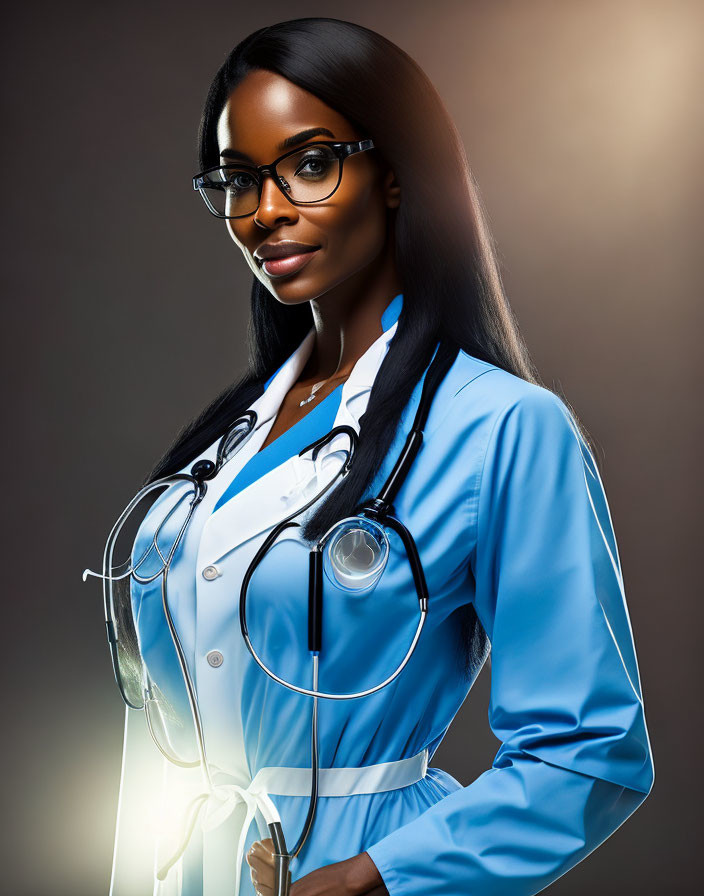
[92, 340, 459, 896]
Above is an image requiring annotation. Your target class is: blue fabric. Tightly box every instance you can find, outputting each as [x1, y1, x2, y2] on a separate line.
[364, 385, 655, 894]
[128, 290, 654, 895]
[212, 383, 344, 513]
[380, 292, 403, 332]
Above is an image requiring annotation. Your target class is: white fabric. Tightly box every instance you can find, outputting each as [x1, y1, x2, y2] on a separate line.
[253, 747, 429, 797]
[147, 314, 405, 896]
[157, 748, 429, 896]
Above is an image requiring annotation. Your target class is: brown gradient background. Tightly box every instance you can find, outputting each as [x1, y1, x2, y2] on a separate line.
[2, 1, 701, 893]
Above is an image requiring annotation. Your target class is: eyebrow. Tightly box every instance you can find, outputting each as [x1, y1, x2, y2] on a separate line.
[220, 127, 336, 162]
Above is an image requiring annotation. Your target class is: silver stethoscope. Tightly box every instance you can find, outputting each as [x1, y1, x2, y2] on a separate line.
[83, 340, 458, 896]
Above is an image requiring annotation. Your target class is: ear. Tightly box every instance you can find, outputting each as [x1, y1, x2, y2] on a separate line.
[383, 168, 401, 209]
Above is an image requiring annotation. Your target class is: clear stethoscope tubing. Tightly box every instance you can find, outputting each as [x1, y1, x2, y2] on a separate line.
[83, 340, 460, 896]
[85, 411, 260, 701]
[83, 412, 363, 892]
[84, 407, 299, 893]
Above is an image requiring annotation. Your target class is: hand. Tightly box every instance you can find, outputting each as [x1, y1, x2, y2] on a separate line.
[246, 838, 276, 896]
[246, 839, 388, 896]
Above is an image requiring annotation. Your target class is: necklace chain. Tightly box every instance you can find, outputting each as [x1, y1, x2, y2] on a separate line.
[298, 369, 350, 407]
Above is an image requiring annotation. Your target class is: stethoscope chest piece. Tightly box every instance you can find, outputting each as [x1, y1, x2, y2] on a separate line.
[322, 516, 389, 594]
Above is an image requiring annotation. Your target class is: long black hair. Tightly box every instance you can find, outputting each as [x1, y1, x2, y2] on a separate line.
[144, 17, 591, 680]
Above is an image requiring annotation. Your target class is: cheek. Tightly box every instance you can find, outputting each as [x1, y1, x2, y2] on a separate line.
[226, 220, 245, 247]
[226, 223, 261, 275]
[322, 182, 388, 273]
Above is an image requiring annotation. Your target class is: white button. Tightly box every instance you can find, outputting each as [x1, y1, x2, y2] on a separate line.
[206, 650, 224, 667]
[202, 565, 220, 580]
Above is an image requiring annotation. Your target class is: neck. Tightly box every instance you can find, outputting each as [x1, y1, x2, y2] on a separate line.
[300, 249, 402, 385]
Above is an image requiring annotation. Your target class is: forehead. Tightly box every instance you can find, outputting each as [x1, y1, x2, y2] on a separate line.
[216, 69, 359, 162]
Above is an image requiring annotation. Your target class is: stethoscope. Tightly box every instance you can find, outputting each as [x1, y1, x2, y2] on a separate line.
[83, 339, 459, 896]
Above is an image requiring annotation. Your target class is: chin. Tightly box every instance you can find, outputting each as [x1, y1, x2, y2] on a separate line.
[267, 274, 330, 306]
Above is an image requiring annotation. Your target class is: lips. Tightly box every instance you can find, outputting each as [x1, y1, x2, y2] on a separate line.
[260, 247, 321, 278]
[254, 240, 321, 262]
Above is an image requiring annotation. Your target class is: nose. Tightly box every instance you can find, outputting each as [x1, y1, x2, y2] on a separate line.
[253, 170, 297, 229]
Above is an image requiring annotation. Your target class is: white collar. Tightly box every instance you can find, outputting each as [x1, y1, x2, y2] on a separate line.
[195, 295, 402, 565]
[252, 291, 403, 438]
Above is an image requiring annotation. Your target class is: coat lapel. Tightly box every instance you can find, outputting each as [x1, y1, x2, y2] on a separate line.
[197, 301, 402, 568]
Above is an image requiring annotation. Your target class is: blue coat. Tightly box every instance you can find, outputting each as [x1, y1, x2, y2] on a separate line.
[111, 293, 654, 896]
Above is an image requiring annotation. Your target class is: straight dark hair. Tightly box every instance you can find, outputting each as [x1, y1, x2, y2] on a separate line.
[144, 17, 591, 680]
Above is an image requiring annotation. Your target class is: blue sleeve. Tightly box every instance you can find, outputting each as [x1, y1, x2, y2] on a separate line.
[366, 387, 655, 895]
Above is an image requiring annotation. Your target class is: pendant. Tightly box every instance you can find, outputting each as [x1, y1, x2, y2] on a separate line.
[299, 380, 325, 407]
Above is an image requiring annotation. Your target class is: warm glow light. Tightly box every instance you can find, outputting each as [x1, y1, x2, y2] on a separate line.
[109, 708, 206, 893]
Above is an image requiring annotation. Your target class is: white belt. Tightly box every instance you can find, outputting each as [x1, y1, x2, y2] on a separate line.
[156, 748, 429, 896]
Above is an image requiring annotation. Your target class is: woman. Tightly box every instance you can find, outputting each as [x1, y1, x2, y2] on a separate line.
[104, 17, 654, 896]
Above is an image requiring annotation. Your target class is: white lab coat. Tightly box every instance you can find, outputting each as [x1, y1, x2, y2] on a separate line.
[108, 293, 653, 896]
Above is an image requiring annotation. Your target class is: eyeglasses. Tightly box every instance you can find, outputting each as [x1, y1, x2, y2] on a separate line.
[192, 139, 375, 219]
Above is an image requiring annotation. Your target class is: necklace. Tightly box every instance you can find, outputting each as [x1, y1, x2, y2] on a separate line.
[298, 369, 350, 407]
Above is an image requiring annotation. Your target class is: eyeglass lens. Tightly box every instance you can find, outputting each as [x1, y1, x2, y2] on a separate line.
[201, 144, 341, 217]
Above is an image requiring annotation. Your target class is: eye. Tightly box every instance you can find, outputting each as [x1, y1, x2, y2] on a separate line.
[225, 170, 258, 191]
[293, 150, 335, 179]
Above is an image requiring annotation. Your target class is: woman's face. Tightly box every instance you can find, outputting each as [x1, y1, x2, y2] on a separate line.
[215, 69, 400, 307]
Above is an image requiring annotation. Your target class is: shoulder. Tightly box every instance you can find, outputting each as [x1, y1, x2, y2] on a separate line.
[433, 348, 577, 445]
[416, 349, 583, 511]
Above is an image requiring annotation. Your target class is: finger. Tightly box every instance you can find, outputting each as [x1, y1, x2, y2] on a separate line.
[249, 841, 275, 866]
[250, 868, 273, 887]
[249, 838, 275, 857]
[247, 852, 275, 877]
[250, 836, 274, 851]
[257, 837, 275, 857]
[250, 872, 274, 896]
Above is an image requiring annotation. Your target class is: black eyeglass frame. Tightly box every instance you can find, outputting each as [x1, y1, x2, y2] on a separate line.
[192, 139, 376, 219]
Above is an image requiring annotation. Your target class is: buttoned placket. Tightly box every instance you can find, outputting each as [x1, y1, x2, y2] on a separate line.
[193, 309, 402, 672]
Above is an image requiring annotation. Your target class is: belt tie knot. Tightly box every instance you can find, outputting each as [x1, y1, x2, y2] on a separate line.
[157, 774, 277, 896]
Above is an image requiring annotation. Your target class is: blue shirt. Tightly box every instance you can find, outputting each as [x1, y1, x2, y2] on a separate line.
[126, 289, 653, 896]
